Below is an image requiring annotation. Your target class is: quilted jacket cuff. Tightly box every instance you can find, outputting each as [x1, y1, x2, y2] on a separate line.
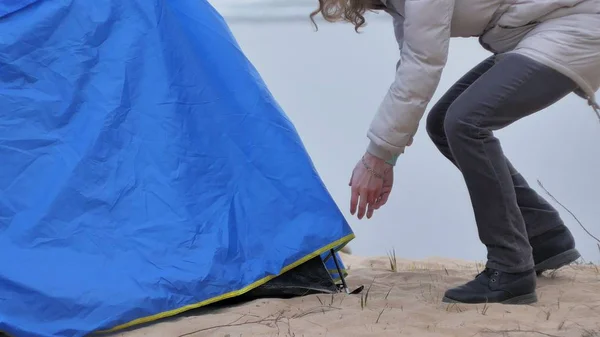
[367, 140, 402, 166]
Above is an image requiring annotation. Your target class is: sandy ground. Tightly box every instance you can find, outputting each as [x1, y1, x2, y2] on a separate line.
[111, 253, 600, 337]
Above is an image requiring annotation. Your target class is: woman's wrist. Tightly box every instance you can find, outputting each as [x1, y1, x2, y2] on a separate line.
[366, 140, 401, 166]
[386, 154, 400, 166]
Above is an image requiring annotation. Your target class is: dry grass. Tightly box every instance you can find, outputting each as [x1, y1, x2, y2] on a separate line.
[387, 248, 397, 272]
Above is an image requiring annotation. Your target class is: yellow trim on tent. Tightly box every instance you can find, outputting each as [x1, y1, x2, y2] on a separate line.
[331, 269, 348, 284]
[95, 233, 355, 334]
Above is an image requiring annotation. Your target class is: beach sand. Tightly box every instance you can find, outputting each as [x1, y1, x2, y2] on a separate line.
[112, 252, 600, 337]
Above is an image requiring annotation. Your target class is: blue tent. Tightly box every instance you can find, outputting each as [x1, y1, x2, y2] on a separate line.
[0, 1, 354, 336]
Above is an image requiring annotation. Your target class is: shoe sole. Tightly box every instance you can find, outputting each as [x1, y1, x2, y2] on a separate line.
[500, 292, 538, 305]
[535, 248, 581, 275]
[442, 292, 538, 305]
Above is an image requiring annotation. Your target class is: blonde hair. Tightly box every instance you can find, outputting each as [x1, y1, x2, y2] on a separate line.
[310, 0, 385, 32]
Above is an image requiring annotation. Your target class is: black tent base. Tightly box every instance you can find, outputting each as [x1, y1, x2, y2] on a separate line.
[216, 249, 362, 307]
[222, 255, 338, 305]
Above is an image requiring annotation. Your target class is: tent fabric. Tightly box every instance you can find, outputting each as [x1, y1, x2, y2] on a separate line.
[0, 1, 354, 336]
[323, 251, 349, 282]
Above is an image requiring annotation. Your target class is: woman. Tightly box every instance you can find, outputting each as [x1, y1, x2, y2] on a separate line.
[311, 0, 600, 304]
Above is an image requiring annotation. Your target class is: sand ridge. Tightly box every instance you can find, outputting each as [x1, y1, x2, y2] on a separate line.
[112, 253, 600, 337]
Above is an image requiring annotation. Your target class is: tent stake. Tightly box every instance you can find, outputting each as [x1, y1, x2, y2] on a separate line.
[330, 249, 350, 294]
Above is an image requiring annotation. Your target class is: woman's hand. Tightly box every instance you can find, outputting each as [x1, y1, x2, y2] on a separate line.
[349, 152, 394, 219]
[374, 165, 393, 210]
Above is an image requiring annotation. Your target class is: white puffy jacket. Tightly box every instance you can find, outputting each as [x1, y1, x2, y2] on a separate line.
[367, 0, 600, 163]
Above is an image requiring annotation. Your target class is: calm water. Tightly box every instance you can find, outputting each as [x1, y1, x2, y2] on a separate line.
[209, 1, 600, 263]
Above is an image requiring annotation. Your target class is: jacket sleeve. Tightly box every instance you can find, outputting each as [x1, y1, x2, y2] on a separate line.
[367, 0, 455, 163]
[389, 10, 404, 66]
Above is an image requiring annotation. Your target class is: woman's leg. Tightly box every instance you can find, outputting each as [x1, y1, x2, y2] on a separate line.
[427, 55, 579, 274]
[434, 53, 576, 304]
[426, 55, 497, 161]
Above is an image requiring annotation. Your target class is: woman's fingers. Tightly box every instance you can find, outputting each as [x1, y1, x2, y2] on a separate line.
[373, 196, 382, 210]
[366, 200, 375, 219]
[375, 190, 391, 209]
[366, 186, 379, 218]
[357, 187, 369, 219]
[360, 184, 381, 219]
[350, 185, 359, 215]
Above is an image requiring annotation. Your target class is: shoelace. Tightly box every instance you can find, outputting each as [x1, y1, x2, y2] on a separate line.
[475, 268, 501, 283]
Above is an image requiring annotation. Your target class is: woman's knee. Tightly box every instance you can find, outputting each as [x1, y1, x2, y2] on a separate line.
[443, 101, 483, 141]
[425, 103, 448, 141]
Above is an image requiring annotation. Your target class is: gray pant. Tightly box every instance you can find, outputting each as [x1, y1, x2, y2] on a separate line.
[425, 53, 577, 273]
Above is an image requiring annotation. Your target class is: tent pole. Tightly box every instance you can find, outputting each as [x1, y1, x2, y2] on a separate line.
[330, 249, 350, 294]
